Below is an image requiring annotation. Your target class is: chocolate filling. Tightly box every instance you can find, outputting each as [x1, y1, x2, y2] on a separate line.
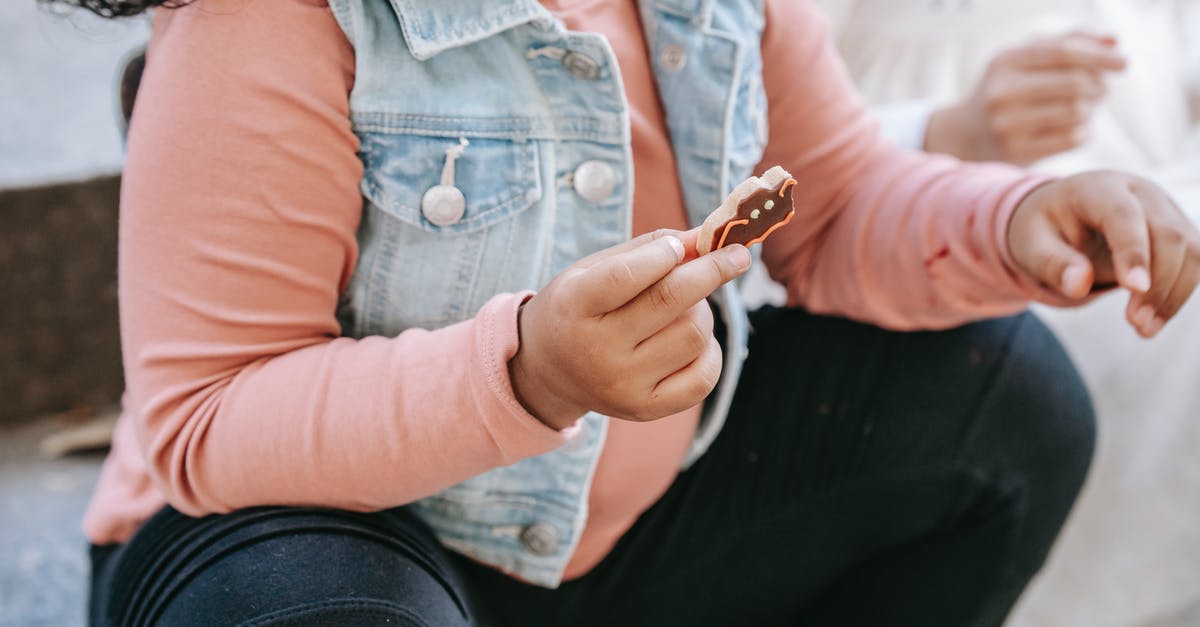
[709, 178, 796, 251]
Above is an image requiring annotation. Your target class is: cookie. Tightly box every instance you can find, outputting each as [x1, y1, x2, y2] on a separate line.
[696, 166, 797, 255]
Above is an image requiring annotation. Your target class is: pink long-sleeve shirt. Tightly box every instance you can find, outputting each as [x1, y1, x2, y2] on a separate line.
[84, 0, 1051, 579]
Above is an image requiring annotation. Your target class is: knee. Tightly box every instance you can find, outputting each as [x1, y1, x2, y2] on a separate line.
[971, 312, 1097, 489]
[147, 510, 472, 627]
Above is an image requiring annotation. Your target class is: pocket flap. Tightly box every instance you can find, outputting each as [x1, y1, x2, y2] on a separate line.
[360, 132, 542, 234]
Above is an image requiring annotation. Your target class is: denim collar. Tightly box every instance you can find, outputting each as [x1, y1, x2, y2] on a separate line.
[388, 0, 711, 60]
[388, 0, 549, 60]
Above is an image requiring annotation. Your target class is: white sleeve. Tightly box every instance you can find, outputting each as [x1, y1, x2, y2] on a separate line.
[809, 0, 851, 39]
[871, 100, 937, 152]
[1179, 0, 1200, 122]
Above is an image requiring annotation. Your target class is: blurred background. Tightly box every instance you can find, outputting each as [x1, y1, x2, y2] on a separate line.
[1, 1, 1198, 626]
[1, 3, 146, 626]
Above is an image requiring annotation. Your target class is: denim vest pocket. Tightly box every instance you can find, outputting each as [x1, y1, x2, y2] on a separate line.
[351, 131, 544, 331]
[361, 132, 542, 234]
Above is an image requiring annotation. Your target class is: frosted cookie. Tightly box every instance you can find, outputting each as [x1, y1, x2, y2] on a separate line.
[696, 166, 797, 255]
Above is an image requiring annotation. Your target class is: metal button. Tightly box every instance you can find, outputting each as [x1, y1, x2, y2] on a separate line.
[519, 522, 560, 556]
[562, 51, 601, 80]
[660, 44, 687, 71]
[421, 184, 466, 227]
[573, 160, 617, 203]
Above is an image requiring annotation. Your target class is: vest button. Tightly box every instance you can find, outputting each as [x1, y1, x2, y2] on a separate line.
[520, 522, 560, 556]
[659, 44, 687, 71]
[573, 160, 617, 203]
[421, 184, 466, 227]
[562, 51, 601, 80]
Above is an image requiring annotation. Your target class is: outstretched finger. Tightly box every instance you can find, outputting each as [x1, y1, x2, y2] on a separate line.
[618, 244, 751, 340]
[1075, 179, 1152, 294]
[1134, 182, 1200, 326]
[1157, 255, 1200, 329]
[571, 234, 687, 315]
[574, 229, 687, 270]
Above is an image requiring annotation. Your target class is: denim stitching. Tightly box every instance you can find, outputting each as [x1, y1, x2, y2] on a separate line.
[361, 142, 539, 234]
[237, 598, 438, 627]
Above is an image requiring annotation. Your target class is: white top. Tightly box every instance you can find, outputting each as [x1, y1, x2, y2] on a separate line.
[818, 0, 1200, 211]
[815, 2, 1200, 625]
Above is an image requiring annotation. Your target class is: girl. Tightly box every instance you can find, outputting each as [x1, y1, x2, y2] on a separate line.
[66, 0, 1198, 625]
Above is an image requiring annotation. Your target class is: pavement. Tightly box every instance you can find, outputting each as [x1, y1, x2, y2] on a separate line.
[0, 414, 109, 627]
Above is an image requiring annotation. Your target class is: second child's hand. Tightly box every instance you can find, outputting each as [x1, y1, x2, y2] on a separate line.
[925, 32, 1126, 164]
[1009, 171, 1200, 337]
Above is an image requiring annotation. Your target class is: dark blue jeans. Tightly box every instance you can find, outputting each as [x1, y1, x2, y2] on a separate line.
[90, 308, 1095, 626]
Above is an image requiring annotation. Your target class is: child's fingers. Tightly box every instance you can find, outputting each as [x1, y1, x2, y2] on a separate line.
[1135, 183, 1200, 327]
[633, 301, 715, 377]
[617, 244, 750, 341]
[993, 101, 1092, 135]
[675, 227, 704, 261]
[1008, 36, 1127, 72]
[1156, 258, 1200, 328]
[641, 336, 724, 420]
[570, 234, 686, 315]
[1006, 69, 1106, 102]
[1007, 130, 1087, 165]
[571, 229, 684, 269]
[1015, 212, 1095, 299]
[1074, 178, 1152, 294]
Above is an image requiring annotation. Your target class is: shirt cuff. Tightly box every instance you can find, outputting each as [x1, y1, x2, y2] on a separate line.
[471, 291, 580, 464]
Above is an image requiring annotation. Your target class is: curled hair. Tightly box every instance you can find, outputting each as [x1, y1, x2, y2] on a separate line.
[38, 0, 194, 18]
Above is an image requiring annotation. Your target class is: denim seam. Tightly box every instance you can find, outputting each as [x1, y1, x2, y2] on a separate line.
[145, 517, 470, 625]
[125, 508, 325, 627]
[361, 144, 540, 234]
[236, 598, 435, 627]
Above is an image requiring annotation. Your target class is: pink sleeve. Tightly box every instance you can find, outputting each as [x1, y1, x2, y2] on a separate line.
[758, 0, 1056, 330]
[121, 0, 567, 517]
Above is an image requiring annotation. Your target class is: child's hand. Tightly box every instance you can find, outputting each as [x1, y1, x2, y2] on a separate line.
[509, 229, 751, 430]
[925, 32, 1125, 165]
[1008, 171, 1200, 337]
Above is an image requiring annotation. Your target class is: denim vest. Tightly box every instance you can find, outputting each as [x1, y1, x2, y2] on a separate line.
[328, 0, 768, 587]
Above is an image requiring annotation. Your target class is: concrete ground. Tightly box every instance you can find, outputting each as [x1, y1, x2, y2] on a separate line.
[0, 415, 108, 627]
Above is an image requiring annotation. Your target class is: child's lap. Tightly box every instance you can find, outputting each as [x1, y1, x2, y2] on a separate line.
[91, 506, 472, 627]
[93, 308, 1091, 627]
[462, 307, 1092, 625]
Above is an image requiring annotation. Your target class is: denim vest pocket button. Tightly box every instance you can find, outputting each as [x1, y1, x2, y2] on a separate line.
[659, 44, 687, 71]
[520, 522, 560, 556]
[421, 184, 467, 227]
[562, 51, 601, 80]
[573, 160, 616, 203]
